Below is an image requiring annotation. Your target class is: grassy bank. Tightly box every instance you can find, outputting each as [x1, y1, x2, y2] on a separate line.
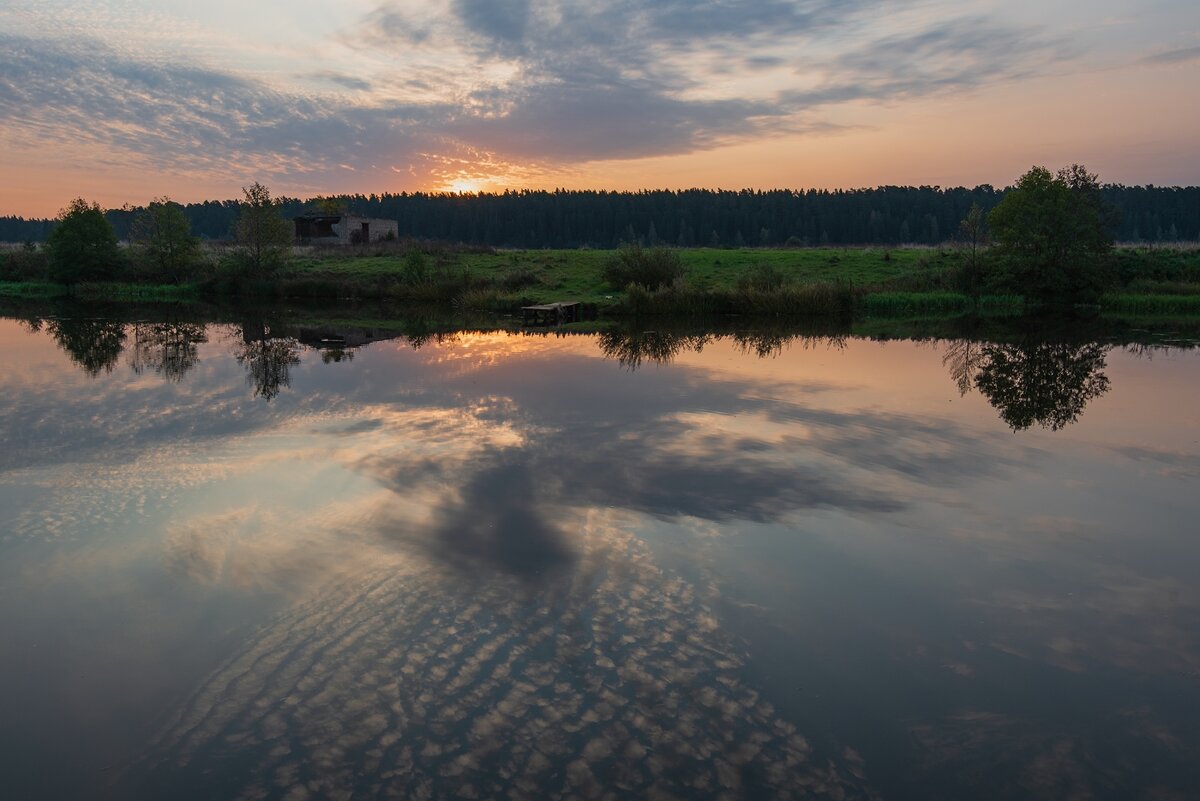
[4, 244, 1200, 318]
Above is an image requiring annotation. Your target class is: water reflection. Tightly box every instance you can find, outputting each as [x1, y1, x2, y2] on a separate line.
[598, 326, 848, 369]
[944, 339, 1111, 431]
[129, 322, 207, 382]
[15, 303, 1197, 435]
[594, 325, 1178, 431]
[972, 342, 1111, 431]
[233, 320, 303, 401]
[134, 523, 867, 801]
[46, 317, 128, 377]
[2, 308, 1199, 801]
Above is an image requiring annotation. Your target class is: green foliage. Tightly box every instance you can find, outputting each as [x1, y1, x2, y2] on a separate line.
[400, 249, 431, 285]
[863, 292, 1024, 317]
[955, 202, 988, 297]
[307, 196, 347, 215]
[131, 197, 201, 282]
[499, 266, 541, 291]
[1, 247, 50, 282]
[736, 262, 788, 292]
[986, 165, 1116, 303]
[234, 183, 293, 277]
[602, 243, 685, 290]
[46, 198, 123, 284]
[619, 280, 855, 317]
[1100, 293, 1200, 315]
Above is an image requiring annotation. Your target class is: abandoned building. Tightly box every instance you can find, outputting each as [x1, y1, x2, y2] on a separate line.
[294, 214, 400, 245]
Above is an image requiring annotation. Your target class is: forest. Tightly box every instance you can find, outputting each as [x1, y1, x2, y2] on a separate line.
[2, 185, 1198, 248]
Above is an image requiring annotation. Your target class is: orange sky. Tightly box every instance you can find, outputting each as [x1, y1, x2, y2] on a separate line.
[1, 0, 1197, 217]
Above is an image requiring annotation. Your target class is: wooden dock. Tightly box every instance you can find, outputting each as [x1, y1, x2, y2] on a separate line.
[521, 302, 581, 326]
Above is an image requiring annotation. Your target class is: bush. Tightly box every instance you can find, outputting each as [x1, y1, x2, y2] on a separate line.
[499, 266, 541, 291]
[1, 248, 50, 281]
[400, 249, 431, 285]
[602, 243, 684, 290]
[736, 262, 788, 292]
[619, 280, 855, 317]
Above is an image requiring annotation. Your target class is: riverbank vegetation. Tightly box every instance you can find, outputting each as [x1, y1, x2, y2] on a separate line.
[3, 169, 1199, 318]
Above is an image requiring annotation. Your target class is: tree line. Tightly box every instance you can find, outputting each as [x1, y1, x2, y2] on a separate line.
[2, 184, 1197, 247]
[2, 184, 292, 285]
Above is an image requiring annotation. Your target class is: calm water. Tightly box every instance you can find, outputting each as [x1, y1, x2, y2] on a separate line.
[1, 312, 1198, 801]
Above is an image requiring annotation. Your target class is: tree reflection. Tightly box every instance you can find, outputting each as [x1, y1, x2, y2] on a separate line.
[942, 340, 987, 397]
[599, 327, 849, 370]
[233, 320, 301, 400]
[945, 339, 1111, 431]
[128, 322, 207, 382]
[320, 348, 354, 364]
[597, 329, 715, 369]
[46, 317, 127, 377]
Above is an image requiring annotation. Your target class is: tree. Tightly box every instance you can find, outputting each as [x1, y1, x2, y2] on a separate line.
[46, 198, 123, 283]
[234, 182, 292, 276]
[956, 202, 988, 297]
[131, 197, 200, 282]
[986, 165, 1116, 302]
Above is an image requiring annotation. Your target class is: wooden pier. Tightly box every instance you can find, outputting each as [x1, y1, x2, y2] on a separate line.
[521, 302, 581, 326]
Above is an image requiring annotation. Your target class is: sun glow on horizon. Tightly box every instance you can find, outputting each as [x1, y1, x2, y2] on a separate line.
[443, 179, 485, 194]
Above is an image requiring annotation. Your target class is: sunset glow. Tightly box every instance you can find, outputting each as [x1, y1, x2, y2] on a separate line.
[1, 0, 1197, 215]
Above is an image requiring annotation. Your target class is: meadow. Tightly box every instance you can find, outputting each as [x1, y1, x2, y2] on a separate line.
[3, 243, 1199, 318]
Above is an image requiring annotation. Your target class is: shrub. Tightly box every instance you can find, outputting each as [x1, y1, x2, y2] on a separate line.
[602, 243, 684, 290]
[400, 249, 431, 285]
[499, 266, 541, 291]
[736, 262, 788, 292]
[1, 248, 50, 281]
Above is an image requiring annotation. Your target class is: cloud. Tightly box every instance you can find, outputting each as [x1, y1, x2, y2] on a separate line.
[301, 71, 373, 92]
[0, 32, 444, 182]
[0, 1, 1070, 184]
[1139, 44, 1200, 66]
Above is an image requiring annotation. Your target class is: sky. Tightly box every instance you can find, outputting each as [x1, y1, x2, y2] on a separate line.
[0, 0, 1197, 216]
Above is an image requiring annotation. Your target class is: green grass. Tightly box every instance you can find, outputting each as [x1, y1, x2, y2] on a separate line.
[1101, 293, 1200, 315]
[278, 247, 932, 305]
[0, 280, 198, 301]
[5, 245, 1200, 319]
[0, 281, 69, 298]
[862, 292, 1025, 317]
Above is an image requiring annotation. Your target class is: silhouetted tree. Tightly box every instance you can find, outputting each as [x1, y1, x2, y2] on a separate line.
[46, 199, 123, 283]
[234, 183, 293, 276]
[956, 202, 988, 297]
[131, 198, 200, 282]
